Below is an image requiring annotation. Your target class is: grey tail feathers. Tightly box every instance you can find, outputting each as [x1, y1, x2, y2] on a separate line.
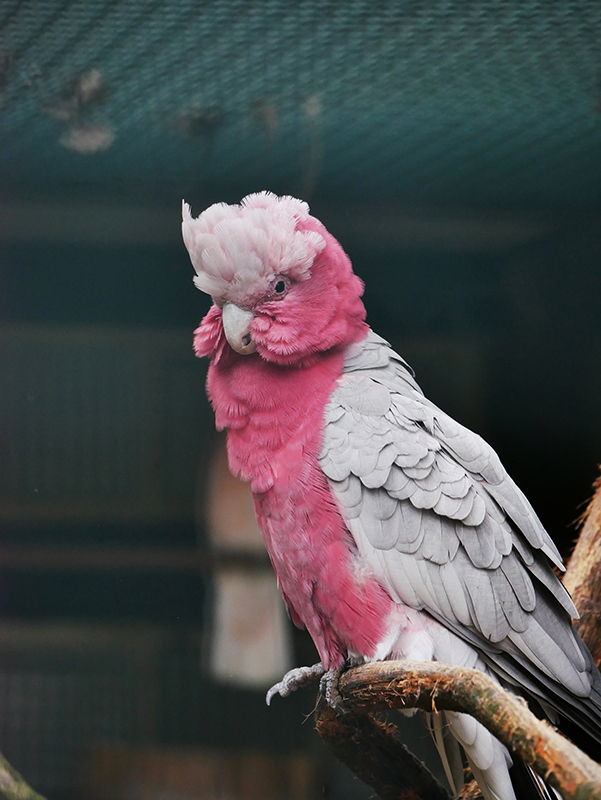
[509, 758, 561, 800]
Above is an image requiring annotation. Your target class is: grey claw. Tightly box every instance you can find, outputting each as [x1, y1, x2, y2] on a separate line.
[265, 662, 325, 705]
[319, 666, 350, 714]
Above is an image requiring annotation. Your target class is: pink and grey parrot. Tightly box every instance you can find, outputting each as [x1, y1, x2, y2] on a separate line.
[182, 192, 601, 800]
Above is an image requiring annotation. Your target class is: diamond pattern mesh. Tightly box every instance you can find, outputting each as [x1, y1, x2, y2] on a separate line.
[1, 0, 601, 208]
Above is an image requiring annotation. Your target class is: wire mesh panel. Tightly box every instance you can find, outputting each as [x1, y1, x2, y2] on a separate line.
[0, 1, 600, 207]
[0, 325, 207, 523]
[0, 671, 138, 792]
[0, 624, 320, 798]
[0, 624, 166, 796]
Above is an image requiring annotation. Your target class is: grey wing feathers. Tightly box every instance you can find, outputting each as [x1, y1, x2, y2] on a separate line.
[320, 330, 601, 735]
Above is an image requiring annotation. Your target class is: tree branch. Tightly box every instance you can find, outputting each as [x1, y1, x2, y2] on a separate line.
[315, 659, 601, 800]
[335, 660, 601, 799]
[564, 470, 601, 666]
[313, 470, 601, 800]
[315, 695, 451, 800]
[0, 752, 46, 800]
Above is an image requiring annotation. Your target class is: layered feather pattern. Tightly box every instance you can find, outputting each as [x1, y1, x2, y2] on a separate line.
[185, 191, 601, 800]
[182, 193, 325, 304]
[321, 331, 601, 734]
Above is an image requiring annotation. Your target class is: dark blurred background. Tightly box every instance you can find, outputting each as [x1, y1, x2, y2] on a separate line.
[0, 1, 600, 797]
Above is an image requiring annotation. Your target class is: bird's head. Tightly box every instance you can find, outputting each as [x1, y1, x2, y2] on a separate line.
[182, 191, 368, 366]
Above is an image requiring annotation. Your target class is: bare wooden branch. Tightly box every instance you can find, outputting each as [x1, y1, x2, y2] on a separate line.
[2, 477, 600, 800]
[0, 751, 46, 800]
[334, 660, 601, 800]
[315, 696, 451, 800]
[313, 470, 601, 800]
[564, 470, 601, 665]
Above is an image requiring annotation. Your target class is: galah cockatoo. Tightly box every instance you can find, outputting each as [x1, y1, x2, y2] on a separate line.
[182, 191, 601, 800]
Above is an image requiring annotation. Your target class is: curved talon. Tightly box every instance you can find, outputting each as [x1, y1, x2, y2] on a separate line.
[266, 662, 325, 705]
[319, 666, 350, 714]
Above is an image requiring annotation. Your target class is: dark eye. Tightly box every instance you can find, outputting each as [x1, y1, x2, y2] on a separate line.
[270, 275, 290, 298]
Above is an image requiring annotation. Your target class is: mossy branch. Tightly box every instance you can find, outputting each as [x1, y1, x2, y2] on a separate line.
[315, 695, 451, 800]
[323, 660, 601, 800]
[564, 471, 601, 666]
[314, 467, 601, 800]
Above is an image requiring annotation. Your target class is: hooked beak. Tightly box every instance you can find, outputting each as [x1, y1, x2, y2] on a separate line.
[221, 303, 257, 355]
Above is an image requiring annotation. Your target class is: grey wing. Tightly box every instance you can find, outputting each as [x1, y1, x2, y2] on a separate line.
[320, 331, 601, 738]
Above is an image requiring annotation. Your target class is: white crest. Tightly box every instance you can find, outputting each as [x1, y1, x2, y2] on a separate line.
[182, 191, 326, 302]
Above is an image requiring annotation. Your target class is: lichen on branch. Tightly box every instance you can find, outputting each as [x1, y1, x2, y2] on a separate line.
[313, 467, 601, 800]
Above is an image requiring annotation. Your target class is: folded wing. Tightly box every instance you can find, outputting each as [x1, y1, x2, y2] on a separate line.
[320, 331, 601, 738]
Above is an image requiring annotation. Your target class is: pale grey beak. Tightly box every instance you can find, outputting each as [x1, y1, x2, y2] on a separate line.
[222, 303, 257, 355]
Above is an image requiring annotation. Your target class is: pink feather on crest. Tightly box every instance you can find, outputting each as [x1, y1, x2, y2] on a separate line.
[183, 190, 601, 800]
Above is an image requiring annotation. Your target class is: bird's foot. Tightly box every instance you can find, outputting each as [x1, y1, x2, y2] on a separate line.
[265, 662, 325, 706]
[319, 665, 349, 715]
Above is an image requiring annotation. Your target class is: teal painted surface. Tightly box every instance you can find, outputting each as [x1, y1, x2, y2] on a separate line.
[1, 0, 601, 208]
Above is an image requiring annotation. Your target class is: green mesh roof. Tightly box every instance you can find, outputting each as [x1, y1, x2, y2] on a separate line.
[1, 0, 601, 209]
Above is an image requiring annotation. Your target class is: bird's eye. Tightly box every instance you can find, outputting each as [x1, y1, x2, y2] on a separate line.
[270, 275, 290, 298]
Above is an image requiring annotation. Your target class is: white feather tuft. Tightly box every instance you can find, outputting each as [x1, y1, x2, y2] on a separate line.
[182, 192, 326, 303]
